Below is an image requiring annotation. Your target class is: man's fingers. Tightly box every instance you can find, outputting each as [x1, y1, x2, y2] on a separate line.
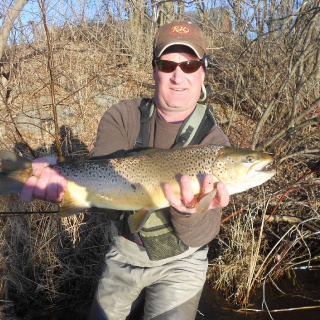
[33, 167, 52, 200]
[211, 182, 229, 208]
[163, 176, 230, 213]
[46, 168, 67, 202]
[21, 156, 65, 203]
[180, 174, 195, 206]
[201, 174, 214, 194]
[163, 183, 182, 208]
[21, 176, 38, 202]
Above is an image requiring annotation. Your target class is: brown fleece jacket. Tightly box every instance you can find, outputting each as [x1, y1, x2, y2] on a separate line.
[91, 98, 230, 247]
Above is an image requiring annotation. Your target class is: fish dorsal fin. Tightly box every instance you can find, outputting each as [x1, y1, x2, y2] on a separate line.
[56, 156, 75, 164]
[126, 147, 162, 157]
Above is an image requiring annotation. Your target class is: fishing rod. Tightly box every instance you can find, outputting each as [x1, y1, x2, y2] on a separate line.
[0, 207, 110, 217]
[0, 211, 59, 217]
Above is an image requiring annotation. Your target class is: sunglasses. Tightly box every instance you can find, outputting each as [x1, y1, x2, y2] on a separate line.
[155, 60, 204, 74]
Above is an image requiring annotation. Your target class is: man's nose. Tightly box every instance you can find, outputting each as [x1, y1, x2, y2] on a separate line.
[170, 66, 185, 83]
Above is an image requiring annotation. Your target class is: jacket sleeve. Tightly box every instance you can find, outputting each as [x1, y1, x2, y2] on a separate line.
[170, 207, 222, 247]
[170, 125, 231, 247]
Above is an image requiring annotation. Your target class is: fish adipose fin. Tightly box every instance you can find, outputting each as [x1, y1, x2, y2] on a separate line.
[0, 150, 32, 194]
[128, 209, 153, 233]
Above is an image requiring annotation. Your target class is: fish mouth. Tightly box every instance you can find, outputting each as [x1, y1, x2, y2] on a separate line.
[248, 159, 276, 177]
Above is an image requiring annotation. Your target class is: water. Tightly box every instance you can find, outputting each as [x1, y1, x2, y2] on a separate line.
[197, 268, 320, 320]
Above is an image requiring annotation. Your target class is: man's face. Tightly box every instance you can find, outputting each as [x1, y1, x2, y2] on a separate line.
[153, 49, 205, 119]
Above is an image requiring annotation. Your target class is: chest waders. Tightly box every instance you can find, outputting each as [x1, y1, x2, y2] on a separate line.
[121, 98, 217, 260]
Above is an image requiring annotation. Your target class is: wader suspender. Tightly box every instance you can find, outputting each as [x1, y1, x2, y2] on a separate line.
[123, 98, 217, 260]
[134, 98, 217, 149]
[134, 98, 155, 149]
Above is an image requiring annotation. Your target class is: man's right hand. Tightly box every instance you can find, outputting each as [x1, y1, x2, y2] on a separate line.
[21, 157, 67, 203]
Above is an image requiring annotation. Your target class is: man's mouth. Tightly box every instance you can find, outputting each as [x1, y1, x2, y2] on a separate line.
[171, 88, 186, 91]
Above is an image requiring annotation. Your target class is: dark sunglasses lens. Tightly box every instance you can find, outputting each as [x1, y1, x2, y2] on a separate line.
[180, 61, 203, 73]
[156, 60, 176, 73]
[156, 60, 203, 73]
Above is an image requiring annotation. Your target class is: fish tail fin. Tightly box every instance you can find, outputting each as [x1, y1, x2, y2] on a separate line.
[0, 150, 32, 194]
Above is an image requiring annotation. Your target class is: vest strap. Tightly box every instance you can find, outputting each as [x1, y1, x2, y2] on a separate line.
[135, 100, 217, 149]
[134, 98, 154, 149]
[173, 103, 215, 148]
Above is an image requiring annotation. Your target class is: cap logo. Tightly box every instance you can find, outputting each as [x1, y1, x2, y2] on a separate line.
[169, 25, 192, 36]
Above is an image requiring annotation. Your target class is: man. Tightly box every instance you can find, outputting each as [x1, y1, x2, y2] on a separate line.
[21, 21, 230, 319]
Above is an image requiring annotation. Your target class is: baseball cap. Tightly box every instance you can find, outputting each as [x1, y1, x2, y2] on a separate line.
[153, 21, 206, 59]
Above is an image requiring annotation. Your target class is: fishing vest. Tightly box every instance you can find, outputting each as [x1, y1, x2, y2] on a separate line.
[121, 98, 217, 261]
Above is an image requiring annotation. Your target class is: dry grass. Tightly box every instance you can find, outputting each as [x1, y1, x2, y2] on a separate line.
[0, 206, 112, 319]
[207, 168, 319, 307]
[0, 9, 319, 319]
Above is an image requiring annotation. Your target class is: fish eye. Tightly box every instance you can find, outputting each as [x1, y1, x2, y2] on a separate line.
[246, 155, 256, 163]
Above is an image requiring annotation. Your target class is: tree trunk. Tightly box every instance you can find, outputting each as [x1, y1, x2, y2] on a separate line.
[0, 0, 28, 61]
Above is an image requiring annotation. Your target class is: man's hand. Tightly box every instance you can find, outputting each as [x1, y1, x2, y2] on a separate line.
[21, 157, 67, 203]
[163, 174, 229, 214]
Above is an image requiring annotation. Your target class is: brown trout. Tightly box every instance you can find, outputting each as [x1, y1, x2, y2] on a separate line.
[0, 145, 276, 232]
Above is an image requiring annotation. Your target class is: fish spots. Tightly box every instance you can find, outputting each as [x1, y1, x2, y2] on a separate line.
[226, 156, 235, 164]
[131, 184, 137, 190]
[213, 161, 227, 176]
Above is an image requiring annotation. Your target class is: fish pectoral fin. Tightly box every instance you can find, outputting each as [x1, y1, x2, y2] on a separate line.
[59, 189, 89, 217]
[128, 209, 153, 233]
[195, 189, 217, 213]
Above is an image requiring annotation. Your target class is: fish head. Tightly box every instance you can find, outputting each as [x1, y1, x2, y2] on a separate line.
[213, 147, 276, 195]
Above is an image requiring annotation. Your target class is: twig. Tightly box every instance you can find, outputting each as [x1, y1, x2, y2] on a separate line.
[279, 148, 320, 163]
[264, 168, 320, 224]
[238, 305, 320, 313]
[38, 0, 62, 156]
[221, 206, 244, 223]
